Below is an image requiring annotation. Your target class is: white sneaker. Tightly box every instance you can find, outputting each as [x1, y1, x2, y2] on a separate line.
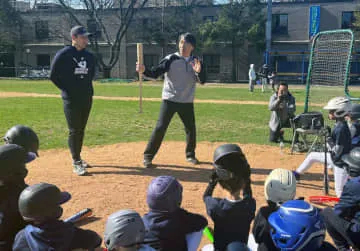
[73, 161, 87, 176]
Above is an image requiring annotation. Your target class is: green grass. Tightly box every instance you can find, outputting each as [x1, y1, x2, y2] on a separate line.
[0, 97, 295, 150]
[1, 79, 359, 103]
[0, 80, 355, 150]
[0, 79, 297, 102]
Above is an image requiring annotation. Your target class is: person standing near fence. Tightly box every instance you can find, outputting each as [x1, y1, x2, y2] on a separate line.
[50, 26, 95, 176]
[248, 64, 256, 92]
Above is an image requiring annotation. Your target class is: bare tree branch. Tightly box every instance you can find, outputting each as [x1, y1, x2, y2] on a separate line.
[56, 0, 149, 77]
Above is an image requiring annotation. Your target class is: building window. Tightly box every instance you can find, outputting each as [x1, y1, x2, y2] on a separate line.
[203, 16, 216, 22]
[87, 19, 102, 39]
[35, 20, 49, 39]
[342, 11, 355, 29]
[272, 14, 288, 35]
[37, 54, 50, 67]
[144, 54, 159, 69]
[142, 18, 154, 28]
[203, 54, 220, 74]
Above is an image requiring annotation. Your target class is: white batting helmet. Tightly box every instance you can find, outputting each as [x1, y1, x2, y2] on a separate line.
[264, 168, 296, 204]
[323, 97, 351, 118]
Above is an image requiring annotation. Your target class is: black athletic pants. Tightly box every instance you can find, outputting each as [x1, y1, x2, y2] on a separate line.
[144, 100, 196, 161]
[63, 97, 93, 162]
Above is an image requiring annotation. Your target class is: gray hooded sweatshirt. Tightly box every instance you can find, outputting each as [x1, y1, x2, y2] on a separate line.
[143, 52, 205, 103]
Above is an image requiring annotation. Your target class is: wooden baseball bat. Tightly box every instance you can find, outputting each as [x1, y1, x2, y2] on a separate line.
[64, 208, 93, 223]
[137, 43, 143, 113]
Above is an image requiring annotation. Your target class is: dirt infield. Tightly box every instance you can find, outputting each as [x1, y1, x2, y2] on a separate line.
[25, 141, 335, 248]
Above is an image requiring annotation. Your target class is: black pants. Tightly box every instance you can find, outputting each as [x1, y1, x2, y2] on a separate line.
[269, 119, 298, 143]
[144, 100, 196, 161]
[322, 207, 360, 250]
[63, 97, 92, 162]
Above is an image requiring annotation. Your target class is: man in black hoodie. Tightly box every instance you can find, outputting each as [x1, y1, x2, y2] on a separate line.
[12, 182, 101, 250]
[50, 26, 95, 176]
[0, 144, 35, 250]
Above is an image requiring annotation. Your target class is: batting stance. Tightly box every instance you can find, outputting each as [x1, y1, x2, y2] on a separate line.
[50, 26, 95, 176]
[136, 33, 205, 168]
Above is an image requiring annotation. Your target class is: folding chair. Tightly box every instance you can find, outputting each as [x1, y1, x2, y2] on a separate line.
[290, 112, 325, 154]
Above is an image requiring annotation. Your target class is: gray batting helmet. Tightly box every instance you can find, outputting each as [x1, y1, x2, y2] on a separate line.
[350, 104, 360, 120]
[104, 209, 145, 250]
[342, 147, 360, 177]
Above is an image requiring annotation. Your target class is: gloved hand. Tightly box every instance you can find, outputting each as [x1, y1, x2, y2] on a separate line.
[243, 178, 253, 199]
[210, 170, 218, 184]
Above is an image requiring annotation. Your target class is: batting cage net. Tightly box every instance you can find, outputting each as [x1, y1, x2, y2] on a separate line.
[304, 30, 355, 113]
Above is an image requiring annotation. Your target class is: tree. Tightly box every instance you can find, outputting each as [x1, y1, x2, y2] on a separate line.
[0, 0, 23, 52]
[353, 11, 360, 39]
[198, 0, 265, 82]
[133, 0, 211, 57]
[57, 0, 149, 78]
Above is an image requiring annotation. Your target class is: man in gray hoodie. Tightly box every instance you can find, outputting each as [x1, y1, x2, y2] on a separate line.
[269, 83, 296, 143]
[136, 33, 205, 168]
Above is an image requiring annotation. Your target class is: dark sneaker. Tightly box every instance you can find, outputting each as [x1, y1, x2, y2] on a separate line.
[143, 159, 155, 168]
[187, 157, 199, 165]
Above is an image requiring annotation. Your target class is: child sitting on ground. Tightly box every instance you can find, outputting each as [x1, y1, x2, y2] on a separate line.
[104, 209, 155, 251]
[143, 175, 208, 251]
[13, 183, 102, 250]
[252, 168, 296, 251]
[203, 144, 256, 251]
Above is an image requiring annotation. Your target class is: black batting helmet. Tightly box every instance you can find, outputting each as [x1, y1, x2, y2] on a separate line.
[342, 147, 360, 177]
[18, 183, 71, 222]
[0, 144, 30, 185]
[4, 125, 39, 156]
[350, 104, 360, 120]
[213, 144, 250, 181]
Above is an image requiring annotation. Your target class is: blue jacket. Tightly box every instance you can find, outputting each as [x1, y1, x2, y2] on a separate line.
[330, 120, 352, 165]
[12, 220, 101, 251]
[143, 208, 207, 251]
[334, 176, 360, 232]
[349, 121, 360, 148]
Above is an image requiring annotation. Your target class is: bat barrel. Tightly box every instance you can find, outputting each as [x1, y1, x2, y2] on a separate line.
[65, 208, 92, 223]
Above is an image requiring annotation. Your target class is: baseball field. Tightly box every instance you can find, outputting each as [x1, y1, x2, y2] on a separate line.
[0, 79, 354, 248]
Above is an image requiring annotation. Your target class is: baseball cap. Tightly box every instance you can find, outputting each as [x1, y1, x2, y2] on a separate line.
[70, 25, 91, 37]
[104, 209, 145, 250]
